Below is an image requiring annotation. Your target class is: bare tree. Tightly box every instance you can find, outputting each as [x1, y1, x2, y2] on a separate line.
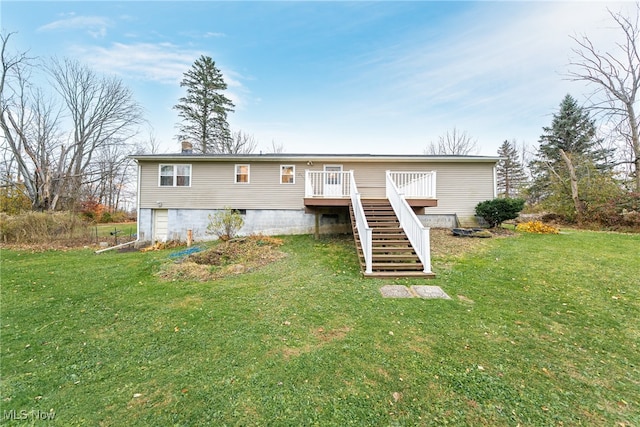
[1, 33, 143, 211]
[424, 127, 479, 155]
[134, 128, 163, 155]
[1, 33, 64, 210]
[567, 4, 640, 191]
[84, 142, 135, 212]
[267, 139, 285, 154]
[48, 57, 143, 208]
[219, 130, 257, 154]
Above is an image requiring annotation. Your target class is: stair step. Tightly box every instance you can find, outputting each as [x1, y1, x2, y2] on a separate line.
[373, 254, 421, 261]
[371, 263, 424, 271]
[372, 247, 416, 253]
[364, 271, 435, 278]
[350, 200, 434, 278]
[372, 242, 412, 247]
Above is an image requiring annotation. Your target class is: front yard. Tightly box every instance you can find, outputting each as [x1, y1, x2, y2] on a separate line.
[1, 230, 638, 425]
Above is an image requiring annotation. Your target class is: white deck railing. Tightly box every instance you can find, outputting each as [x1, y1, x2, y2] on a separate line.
[349, 172, 372, 274]
[386, 171, 432, 273]
[305, 171, 352, 198]
[387, 171, 436, 198]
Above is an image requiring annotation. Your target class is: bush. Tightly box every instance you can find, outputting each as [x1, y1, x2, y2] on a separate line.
[583, 192, 640, 230]
[0, 184, 31, 214]
[475, 198, 525, 228]
[206, 207, 244, 240]
[79, 198, 106, 222]
[0, 212, 90, 244]
[516, 221, 559, 234]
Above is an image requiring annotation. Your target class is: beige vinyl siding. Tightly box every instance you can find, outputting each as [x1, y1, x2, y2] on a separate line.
[139, 161, 309, 210]
[137, 159, 495, 216]
[345, 162, 494, 217]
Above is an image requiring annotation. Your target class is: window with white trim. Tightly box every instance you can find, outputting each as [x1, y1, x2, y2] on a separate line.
[159, 164, 191, 187]
[235, 164, 250, 183]
[280, 165, 295, 184]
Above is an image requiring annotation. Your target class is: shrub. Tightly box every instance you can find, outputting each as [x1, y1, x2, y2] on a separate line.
[516, 221, 559, 234]
[475, 198, 525, 228]
[0, 184, 31, 214]
[79, 198, 106, 222]
[0, 212, 90, 243]
[206, 207, 244, 240]
[583, 192, 640, 230]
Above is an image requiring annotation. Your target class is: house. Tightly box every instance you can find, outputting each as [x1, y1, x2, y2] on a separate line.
[131, 148, 499, 277]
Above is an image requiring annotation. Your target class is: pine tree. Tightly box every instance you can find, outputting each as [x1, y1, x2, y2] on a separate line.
[530, 94, 617, 220]
[536, 94, 611, 169]
[496, 139, 527, 198]
[174, 55, 235, 153]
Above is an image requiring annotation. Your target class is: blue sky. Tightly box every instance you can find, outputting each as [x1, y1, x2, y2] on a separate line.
[1, 1, 633, 155]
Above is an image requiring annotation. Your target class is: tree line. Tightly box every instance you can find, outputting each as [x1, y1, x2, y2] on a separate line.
[451, 6, 639, 228]
[0, 37, 272, 216]
[2, 4, 639, 228]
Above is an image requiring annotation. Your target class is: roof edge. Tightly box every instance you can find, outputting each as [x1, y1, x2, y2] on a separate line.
[130, 153, 501, 163]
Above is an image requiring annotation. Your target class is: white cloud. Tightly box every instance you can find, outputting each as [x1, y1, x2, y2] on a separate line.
[38, 15, 112, 39]
[70, 42, 249, 109]
[71, 42, 195, 83]
[341, 2, 626, 152]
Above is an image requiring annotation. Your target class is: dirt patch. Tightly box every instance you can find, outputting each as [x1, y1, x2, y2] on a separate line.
[279, 326, 351, 360]
[430, 227, 512, 260]
[312, 326, 351, 342]
[156, 235, 286, 282]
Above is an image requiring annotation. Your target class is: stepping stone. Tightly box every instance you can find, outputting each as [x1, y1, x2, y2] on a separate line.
[411, 285, 451, 299]
[380, 285, 413, 298]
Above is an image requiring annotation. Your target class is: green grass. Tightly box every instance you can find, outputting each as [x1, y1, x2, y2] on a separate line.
[93, 222, 137, 240]
[1, 231, 639, 426]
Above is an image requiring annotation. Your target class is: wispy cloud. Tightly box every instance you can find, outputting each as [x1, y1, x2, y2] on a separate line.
[69, 41, 248, 108]
[37, 14, 111, 38]
[341, 2, 620, 146]
[70, 42, 201, 83]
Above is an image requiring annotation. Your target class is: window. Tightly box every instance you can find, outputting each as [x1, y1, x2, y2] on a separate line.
[235, 164, 250, 183]
[159, 164, 191, 187]
[280, 165, 295, 184]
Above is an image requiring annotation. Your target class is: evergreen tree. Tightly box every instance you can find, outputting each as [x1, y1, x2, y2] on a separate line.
[530, 94, 617, 220]
[496, 139, 527, 198]
[174, 55, 235, 153]
[536, 94, 611, 169]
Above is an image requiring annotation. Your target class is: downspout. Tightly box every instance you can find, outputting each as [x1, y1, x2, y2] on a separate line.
[95, 159, 142, 254]
[493, 164, 497, 199]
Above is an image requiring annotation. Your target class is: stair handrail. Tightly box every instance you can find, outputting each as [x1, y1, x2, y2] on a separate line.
[350, 171, 372, 274]
[385, 170, 432, 273]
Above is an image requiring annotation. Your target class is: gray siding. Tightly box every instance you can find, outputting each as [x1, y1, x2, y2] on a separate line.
[139, 161, 309, 210]
[137, 158, 495, 219]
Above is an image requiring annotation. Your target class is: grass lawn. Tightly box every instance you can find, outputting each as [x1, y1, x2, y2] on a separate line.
[1, 230, 638, 426]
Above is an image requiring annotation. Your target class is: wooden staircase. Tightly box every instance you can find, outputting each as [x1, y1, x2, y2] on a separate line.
[350, 199, 435, 278]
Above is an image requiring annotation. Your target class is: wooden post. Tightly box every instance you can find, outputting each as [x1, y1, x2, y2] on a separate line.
[314, 212, 320, 240]
[186, 229, 193, 247]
